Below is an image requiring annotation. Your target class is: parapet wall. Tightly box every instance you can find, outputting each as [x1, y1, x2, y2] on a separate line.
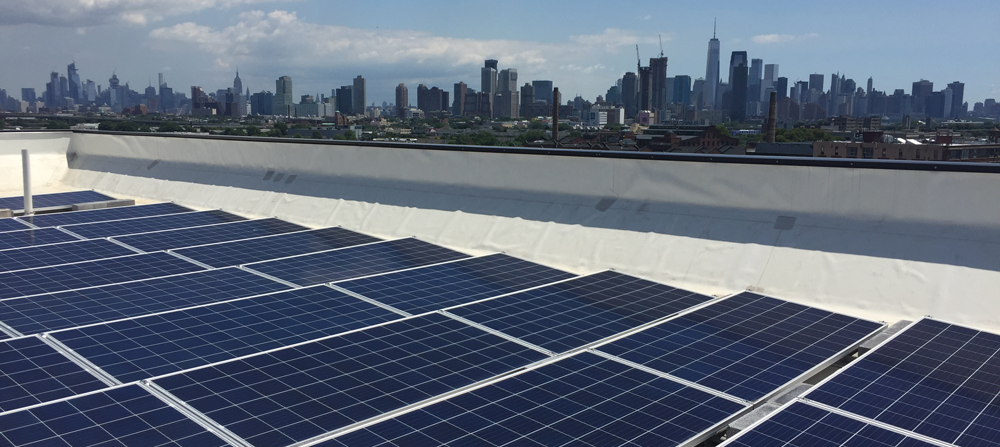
[26, 131, 1000, 331]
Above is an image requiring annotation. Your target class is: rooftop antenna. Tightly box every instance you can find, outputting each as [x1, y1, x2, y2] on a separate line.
[635, 45, 641, 72]
[659, 35, 664, 57]
[713, 19, 717, 39]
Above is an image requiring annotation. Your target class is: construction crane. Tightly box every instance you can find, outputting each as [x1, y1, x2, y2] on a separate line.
[635, 45, 641, 72]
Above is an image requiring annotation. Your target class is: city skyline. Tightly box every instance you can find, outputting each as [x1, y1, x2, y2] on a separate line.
[0, 0, 996, 106]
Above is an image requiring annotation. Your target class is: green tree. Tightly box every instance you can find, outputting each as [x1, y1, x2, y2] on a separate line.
[311, 131, 325, 139]
[774, 128, 837, 143]
[246, 125, 262, 136]
[273, 122, 288, 135]
[117, 121, 140, 132]
[715, 124, 731, 136]
[225, 128, 247, 136]
[0, 120, 6, 130]
[46, 120, 71, 130]
[603, 124, 622, 132]
[158, 122, 184, 132]
[291, 123, 311, 129]
[528, 120, 547, 130]
[98, 121, 118, 131]
[513, 129, 548, 146]
[558, 123, 571, 132]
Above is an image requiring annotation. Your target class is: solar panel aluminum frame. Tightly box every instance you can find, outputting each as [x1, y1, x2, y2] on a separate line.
[237, 265, 304, 289]
[237, 237, 410, 268]
[19, 202, 187, 229]
[719, 393, 953, 447]
[55, 208, 207, 231]
[38, 334, 122, 387]
[0, 320, 20, 338]
[143, 381, 255, 447]
[0, 240, 147, 274]
[105, 217, 288, 253]
[325, 252, 575, 318]
[0, 380, 132, 418]
[751, 318, 961, 447]
[588, 292, 887, 406]
[0, 262, 222, 304]
[440, 270, 734, 357]
[10, 218, 37, 229]
[165, 225, 347, 252]
[302, 350, 752, 447]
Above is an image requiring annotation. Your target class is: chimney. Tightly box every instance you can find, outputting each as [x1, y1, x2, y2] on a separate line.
[765, 91, 778, 143]
[552, 87, 560, 145]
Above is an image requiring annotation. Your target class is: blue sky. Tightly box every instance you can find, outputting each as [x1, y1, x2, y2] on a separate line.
[0, 0, 996, 107]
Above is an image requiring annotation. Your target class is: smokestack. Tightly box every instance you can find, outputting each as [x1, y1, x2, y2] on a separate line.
[765, 91, 778, 143]
[552, 87, 560, 145]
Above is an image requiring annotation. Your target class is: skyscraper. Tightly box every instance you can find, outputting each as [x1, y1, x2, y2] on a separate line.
[482, 60, 498, 95]
[705, 22, 721, 110]
[233, 70, 244, 116]
[672, 75, 691, 106]
[911, 80, 934, 114]
[274, 76, 293, 117]
[649, 56, 668, 113]
[336, 86, 353, 115]
[621, 72, 639, 118]
[353, 75, 366, 115]
[729, 52, 748, 121]
[948, 81, 965, 118]
[496, 69, 519, 118]
[809, 74, 825, 93]
[762, 64, 778, 101]
[748, 58, 763, 104]
[453, 82, 467, 116]
[867, 77, 874, 95]
[520, 83, 535, 116]
[776, 77, 788, 100]
[67, 62, 81, 102]
[532, 80, 553, 104]
[638, 66, 653, 112]
[395, 83, 408, 117]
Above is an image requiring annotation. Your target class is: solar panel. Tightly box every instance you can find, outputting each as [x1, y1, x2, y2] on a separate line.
[0, 268, 290, 336]
[0, 227, 81, 250]
[324, 352, 747, 447]
[0, 218, 30, 232]
[172, 227, 382, 268]
[20, 202, 192, 228]
[0, 336, 108, 413]
[335, 253, 577, 315]
[245, 238, 470, 287]
[0, 384, 229, 447]
[111, 218, 308, 253]
[53, 285, 404, 382]
[153, 313, 548, 447]
[59, 210, 246, 239]
[596, 292, 883, 402]
[724, 402, 938, 447]
[806, 318, 1000, 447]
[0, 252, 205, 301]
[447, 270, 714, 354]
[0, 239, 138, 273]
[0, 190, 113, 212]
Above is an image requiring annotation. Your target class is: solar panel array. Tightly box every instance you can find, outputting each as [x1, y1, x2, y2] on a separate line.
[20, 202, 192, 228]
[0, 190, 113, 212]
[0, 218, 30, 232]
[0, 193, 936, 447]
[725, 318, 1000, 447]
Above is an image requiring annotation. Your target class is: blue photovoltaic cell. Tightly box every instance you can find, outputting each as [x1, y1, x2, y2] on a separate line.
[0, 228, 81, 251]
[335, 253, 576, 315]
[0, 336, 107, 413]
[0, 251, 205, 301]
[60, 210, 246, 239]
[0, 239, 138, 273]
[247, 238, 470, 287]
[0, 268, 290, 336]
[54, 285, 403, 382]
[725, 402, 937, 447]
[449, 270, 714, 354]
[324, 352, 747, 447]
[0, 384, 229, 447]
[807, 319, 1000, 447]
[597, 292, 882, 402]
[172, 227, 382, 268]
[0, 190, 113, 212]
[154, 313, 548, 447]
[111, 218, 308, 253]
[0, 219, 30, 232]
[20, 203, 192, 228]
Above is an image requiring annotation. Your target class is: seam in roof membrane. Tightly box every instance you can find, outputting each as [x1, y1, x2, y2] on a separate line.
[440, 310, 557, 356]
[325, 284, 412, 317]
[144, 381, 253, 447]
[38, 334, 121, 387]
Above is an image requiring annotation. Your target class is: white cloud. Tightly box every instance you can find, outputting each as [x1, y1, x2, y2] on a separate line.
[752, 32, 819, 44]
[149, 10, 656, 75]
[0, 0, 294, 27]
